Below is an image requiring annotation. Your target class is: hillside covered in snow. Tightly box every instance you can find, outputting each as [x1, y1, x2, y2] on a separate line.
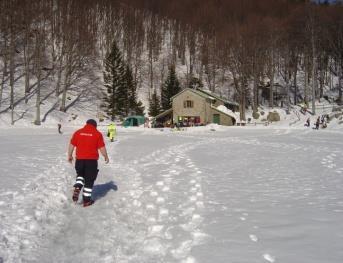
[0, 0, 342, 126]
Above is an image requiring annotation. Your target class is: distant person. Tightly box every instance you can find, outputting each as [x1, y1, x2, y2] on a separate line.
[322, 120, 327, 129]
[58, 122, 62, 134]
[67, 119, 109, 207]
[301, 105, 307, 114]
[315, 116, 320, 130]
[304, 118, 310, 127]
[325, 114, 330, 122]
[321, 115, 325, 124]
[107, 123, 117, 142]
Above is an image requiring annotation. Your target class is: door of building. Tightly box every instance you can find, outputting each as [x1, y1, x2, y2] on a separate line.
[213, 114, 220, 124]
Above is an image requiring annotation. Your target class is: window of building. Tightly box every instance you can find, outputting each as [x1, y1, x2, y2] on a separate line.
[184, 100, 194, 108]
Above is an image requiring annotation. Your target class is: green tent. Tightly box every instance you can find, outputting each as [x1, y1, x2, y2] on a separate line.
[122, 115, 145, 127]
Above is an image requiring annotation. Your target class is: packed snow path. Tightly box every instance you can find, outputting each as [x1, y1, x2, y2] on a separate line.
[0, 127, 343, 262]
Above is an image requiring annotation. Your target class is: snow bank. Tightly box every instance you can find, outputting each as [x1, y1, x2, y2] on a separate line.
[216, 105, 239, 121]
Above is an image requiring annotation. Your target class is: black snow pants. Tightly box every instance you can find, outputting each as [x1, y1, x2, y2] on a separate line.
[74, 159, 99, 202]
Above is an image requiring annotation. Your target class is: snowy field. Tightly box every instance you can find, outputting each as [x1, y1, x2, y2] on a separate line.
[1, 125, 343, 263]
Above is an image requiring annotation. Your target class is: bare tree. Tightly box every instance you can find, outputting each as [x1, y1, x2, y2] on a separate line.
[325, 5, 343, 104]
[33, 29, 44, 125]
[304, 4, 321, 114]
[0, 32, 8, 109]
[59, 0, 98, 112]
[21, 1, 35, 104]
[9, 28, 15, 125]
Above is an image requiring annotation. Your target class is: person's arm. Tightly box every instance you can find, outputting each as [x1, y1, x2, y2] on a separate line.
[68, 144, 75, 163]
[99, 146, 109, 163]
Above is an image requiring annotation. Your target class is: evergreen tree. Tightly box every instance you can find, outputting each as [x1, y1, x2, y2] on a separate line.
[149, 89, 162, 117]
[134, 100, 145, 116]
[102, 42, 126, 120]
[188, 76, 203, 90]
[124, 65, 145, 115]
[161, 65, 181, 111]
[114, 64, 130, 117]
[125, 65, 135, 115]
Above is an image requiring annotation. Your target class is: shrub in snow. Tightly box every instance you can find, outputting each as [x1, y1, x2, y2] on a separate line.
[252, 112, 260, 120]
[267, 111, 280, 122]
[333, 112, 343, 119]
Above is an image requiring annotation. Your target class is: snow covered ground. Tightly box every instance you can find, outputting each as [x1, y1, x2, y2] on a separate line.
[1, 124, 343, 263]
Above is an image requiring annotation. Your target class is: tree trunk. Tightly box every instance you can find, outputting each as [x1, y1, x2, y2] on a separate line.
[339, 64, 342, 104]
[60, 52, 71, 112]
[311, 53, 317, 115]
[221, 68, 225, 97]
[0, 56, 7, 109]
[311, 20, 317, 115]
[239, 86, 246, 121]
[55, 55, 63, 96]
[319, 58, 325, 99]
[293, 55, 298, 105]
[199, 60, 203, 84]
[9, 32, 15, 125]
[34, 69, 41, 125]
[231, 67, 245, 122]
[149, 50, 153, 100]
[34, 30, 44, 125]
[285, 63, 290, 113]
[304, 55, 309, 107]
[212, 63, 216, 93]
[24, 43, 30, 104]
[269, 50, 274, 108]
[253, 73, 258, 115]
[60, 70, 69, 112]
[189, 46, 194, 77]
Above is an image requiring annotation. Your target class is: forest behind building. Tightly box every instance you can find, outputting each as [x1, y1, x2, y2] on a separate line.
[0, 0, 342, 124]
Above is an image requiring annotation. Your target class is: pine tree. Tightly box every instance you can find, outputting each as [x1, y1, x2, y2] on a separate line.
[116, 65, 129, 118]
[161, 65, 181, 111]
[149, 89, 162, 117]
[189, 76, 203, 90]
[125, 65, 135, 115]
[124, 65, 145, 115]
[135, 100, 145, 116]
[102, 42, 126, 120]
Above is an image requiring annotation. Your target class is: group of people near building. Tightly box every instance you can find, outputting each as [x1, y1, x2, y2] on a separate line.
[304, 114, 329, 129]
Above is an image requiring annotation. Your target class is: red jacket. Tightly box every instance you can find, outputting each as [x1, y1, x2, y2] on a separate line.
[70, 124, 105, 160]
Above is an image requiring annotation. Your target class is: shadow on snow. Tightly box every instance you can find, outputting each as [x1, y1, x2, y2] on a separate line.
[92, 181, 118, 201]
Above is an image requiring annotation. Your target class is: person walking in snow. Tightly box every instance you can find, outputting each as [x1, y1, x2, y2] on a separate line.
[320, 115, 326, 125]
[322, 120, 327, 129]
[58, 122, 62, 134]
[107, 123, 116, 142]
[315, 116, 320, 130]
[67, 119, 109, 207]
[305, 117, 310, 127]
